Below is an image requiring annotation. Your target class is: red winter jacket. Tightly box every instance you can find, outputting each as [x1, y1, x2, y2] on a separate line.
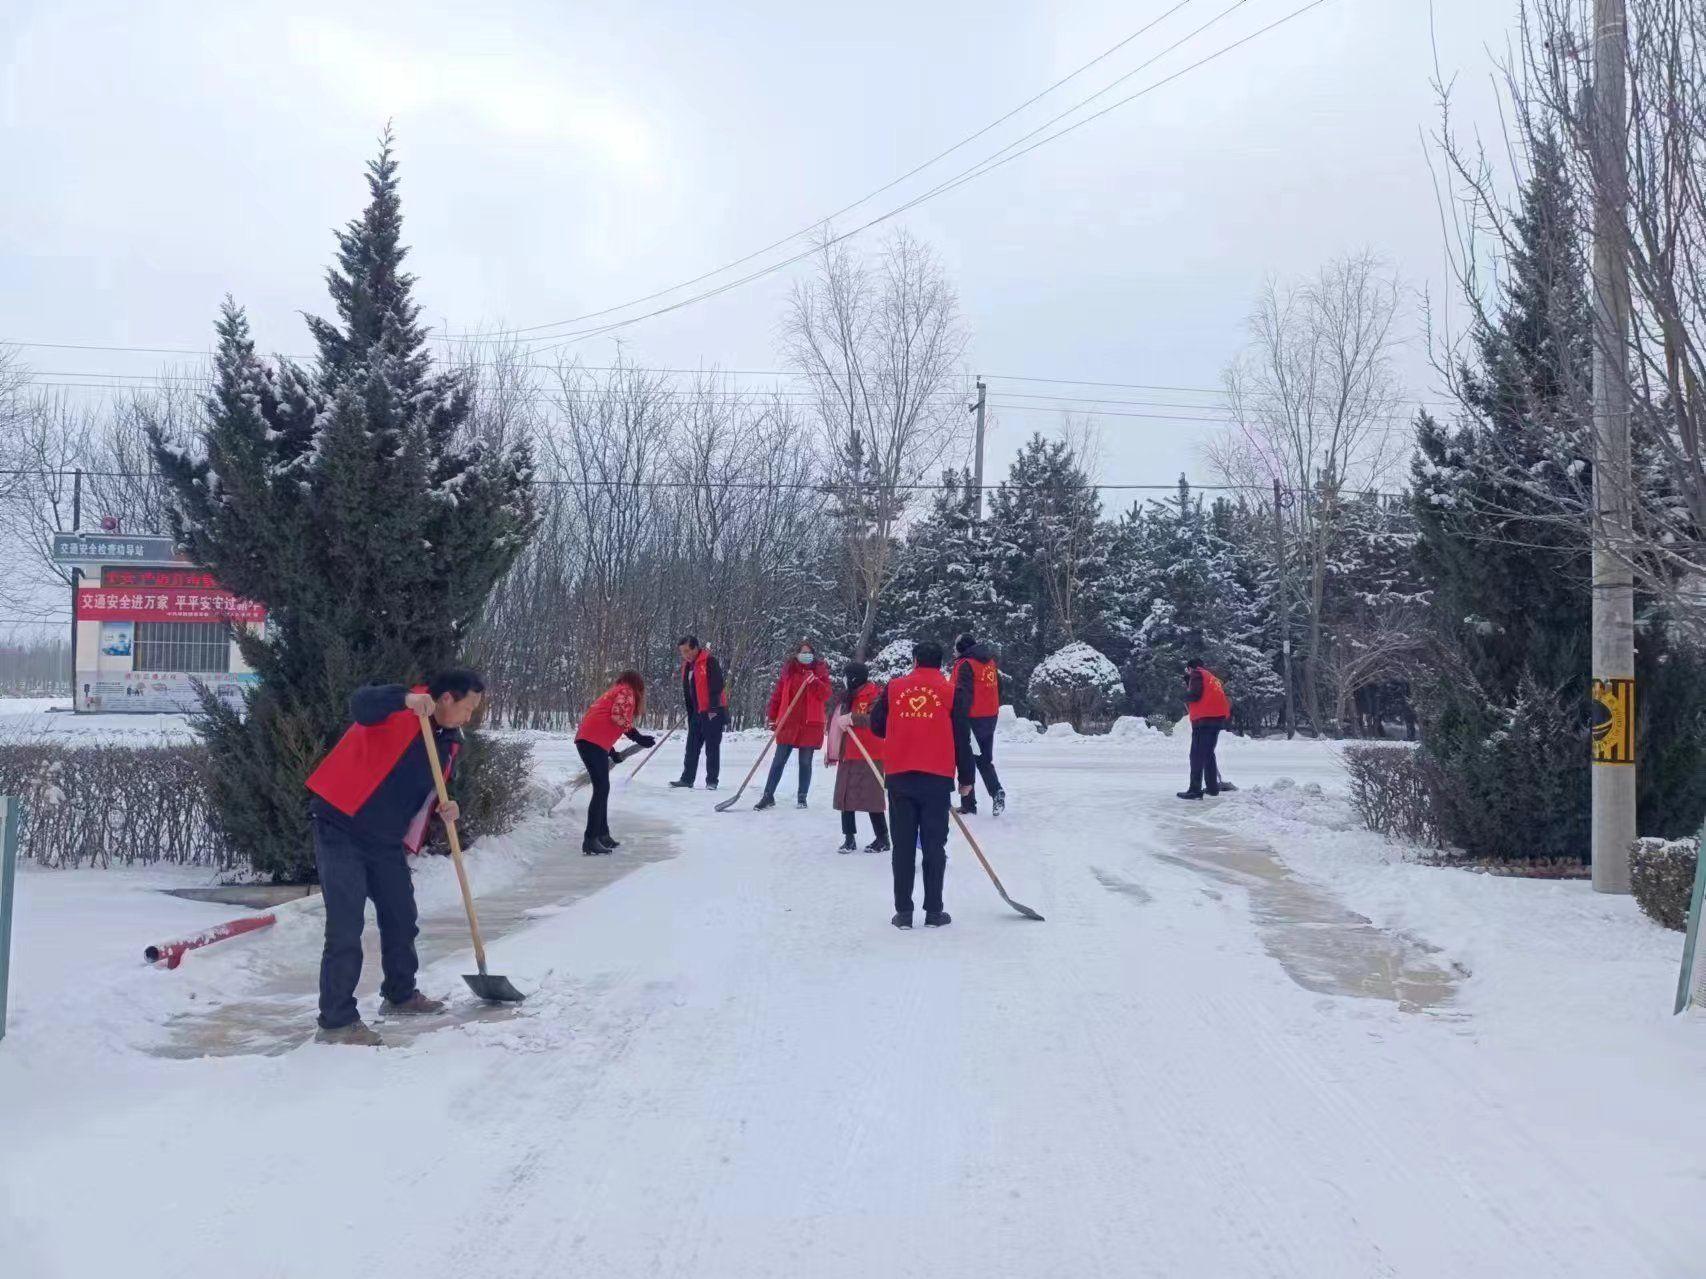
[869, 667, 956, 779]
[768, 660, 832, 749]
[577, 682, 643, 752]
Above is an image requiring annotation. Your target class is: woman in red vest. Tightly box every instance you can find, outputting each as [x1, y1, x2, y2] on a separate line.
[1179, 657, 1231, 800]
[754, 638, 833, 810]
[868, 639, 971, 928]
[824, 661, 890, 853]
[574, 671, 656, 854]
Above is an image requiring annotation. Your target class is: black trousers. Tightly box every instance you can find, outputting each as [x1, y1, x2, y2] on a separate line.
[954, 715, 1003, 795]
[576, 739, 613, 841]
[1189, 717, 1225, 794]
[681, 711, 724, 786]
[888, 773, 951, 914]
[840, 809, 891, 842]
[315, 818, 419, 1029]
[762, 744, 815, 801]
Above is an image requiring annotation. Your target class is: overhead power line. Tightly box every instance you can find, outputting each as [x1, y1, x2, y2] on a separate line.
[494, 0, 1340, 356]
[445, 0, 1210, 342]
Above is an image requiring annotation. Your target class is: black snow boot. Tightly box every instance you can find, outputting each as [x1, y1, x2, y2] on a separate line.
[891, 911, 914, 930]
[598, 835, 621, 851]
[706, 783, 718, 792]
[924, 911, 952, 928]
[992, 790, 1007, 816]
[669, 778, 694, 789]
[582, 836, 606, 855]
[1176, 790, 1204, 801]
[1218, 781, 1238, 793]
[754, 794, 776, 811]
[838, 834, 857, 854]
[864, 838, 890, 854]
[796, 796, 809, 809]
[958, 793, 977, 815]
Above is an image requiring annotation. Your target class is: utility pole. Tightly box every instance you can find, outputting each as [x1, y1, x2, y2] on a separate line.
[1272, 477, 1295, 740]
[970, 377, 987, 519]
[1589, 0, 1636, 894]
[68, 468, 81, 705]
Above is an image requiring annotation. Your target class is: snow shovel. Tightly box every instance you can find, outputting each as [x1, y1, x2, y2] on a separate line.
[624, 720, 680, 786]
[845, 729, 1043, 922]
[715, 676, 819, 812]
[418, 716, 525, 1004]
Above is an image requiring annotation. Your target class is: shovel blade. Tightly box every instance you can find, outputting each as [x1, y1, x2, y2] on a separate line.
[463, 972, 526, 1003]
[713, 794, 742, 813]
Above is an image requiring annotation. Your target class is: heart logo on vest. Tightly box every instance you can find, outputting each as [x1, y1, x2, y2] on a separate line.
[907, 693, 929, 712]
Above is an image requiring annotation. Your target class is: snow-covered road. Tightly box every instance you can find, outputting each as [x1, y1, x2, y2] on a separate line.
[3, 731, 1703, 1277]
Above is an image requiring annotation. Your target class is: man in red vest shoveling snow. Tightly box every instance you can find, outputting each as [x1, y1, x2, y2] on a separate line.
[1178, 657, 1231, 801]
[866, 639, 973, 929]
[304, 669, 485, 1045]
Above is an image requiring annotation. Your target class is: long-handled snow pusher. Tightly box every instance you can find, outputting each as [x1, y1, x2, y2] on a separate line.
[845, 729, 1043, 922]
[715, 677, 817, 813]
[624, 720, 680, 786]
[419, 716, 525, 1004]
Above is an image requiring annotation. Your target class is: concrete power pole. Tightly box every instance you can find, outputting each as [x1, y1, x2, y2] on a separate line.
[970, 377, 988, 519]
[1590, 0, 1636, 894]
[1273, 477, 1295, 740]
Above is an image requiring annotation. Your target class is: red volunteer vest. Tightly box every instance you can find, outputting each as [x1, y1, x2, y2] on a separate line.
[1189, 668, 1232, 721]
[882, 668, 955, 779]
[577, 682, 640, 751]
[954, 656, 1001, 718]
[306, 684, 435, 817]
[683, 649, 727, 713]
[849, 681, 884, 763]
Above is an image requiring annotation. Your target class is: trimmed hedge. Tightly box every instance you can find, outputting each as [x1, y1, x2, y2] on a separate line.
[0, 733, 534, 875]
[1342, 744, 1447, 848]
[1630, 836, 1699, 932]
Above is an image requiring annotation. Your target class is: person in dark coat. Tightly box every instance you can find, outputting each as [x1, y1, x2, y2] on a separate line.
[951, 633, 1007, 815]
[303, 669, 485, 1046]
[1178, 657, 1231, 800]
[825, 661, 891, 853]
[671, 635, 727, 791]
[755, 638, 833, 810]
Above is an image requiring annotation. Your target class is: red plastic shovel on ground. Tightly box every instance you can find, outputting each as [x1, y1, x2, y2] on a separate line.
[419, 716, 525, 1003]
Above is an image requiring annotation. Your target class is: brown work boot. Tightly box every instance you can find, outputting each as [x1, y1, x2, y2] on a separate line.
[380, 990, 448, 1017]
[314, 1019, 384, 1047]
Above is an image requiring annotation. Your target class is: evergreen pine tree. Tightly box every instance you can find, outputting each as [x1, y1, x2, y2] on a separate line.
[152, 133, 536, 879]
[884, 469, 1000, 649]
[984, 434, 1117, 701]
[1413, 133, 1706, 858]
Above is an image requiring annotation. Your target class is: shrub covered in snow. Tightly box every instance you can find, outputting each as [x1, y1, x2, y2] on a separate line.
[869, 638, 917, 683]
[1630, 836, 1698, 932]
[1343, 744, 1447, 848]
[1026, 642, 1125, 732]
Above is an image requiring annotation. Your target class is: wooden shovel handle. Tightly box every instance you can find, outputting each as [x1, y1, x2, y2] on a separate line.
[418, 714, 488, 975]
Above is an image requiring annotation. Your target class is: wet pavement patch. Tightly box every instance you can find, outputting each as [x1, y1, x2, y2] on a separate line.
[1159, 822, 1463, 1015]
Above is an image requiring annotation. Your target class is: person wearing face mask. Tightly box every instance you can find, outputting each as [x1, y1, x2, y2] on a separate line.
[754, 638, 833, 810]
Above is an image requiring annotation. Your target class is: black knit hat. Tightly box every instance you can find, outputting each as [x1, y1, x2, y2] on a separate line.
[955, 633, 976, 655]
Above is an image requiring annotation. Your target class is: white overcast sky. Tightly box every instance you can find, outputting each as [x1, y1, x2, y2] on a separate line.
[1, 0, 1518, 497]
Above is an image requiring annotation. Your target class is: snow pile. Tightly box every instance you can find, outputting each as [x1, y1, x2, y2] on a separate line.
[868, 638, 915, 683]
[1106, 715, 1161, 741]
[994, 704, 1041, 741]
[1043, 720, 1080, 738]
[1239, 777, 1358, 832]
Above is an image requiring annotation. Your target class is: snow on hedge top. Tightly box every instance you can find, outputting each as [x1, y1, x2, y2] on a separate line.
[1027, 642, 1123, 697]
[870, 638, 916, 683]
